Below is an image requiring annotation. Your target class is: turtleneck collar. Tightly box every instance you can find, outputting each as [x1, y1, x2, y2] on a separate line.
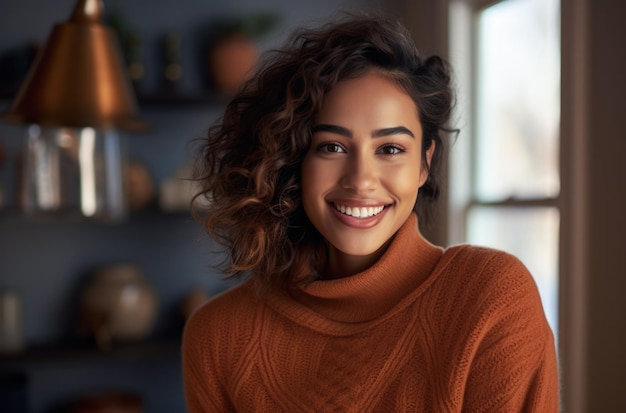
[272, 213, 443, 325]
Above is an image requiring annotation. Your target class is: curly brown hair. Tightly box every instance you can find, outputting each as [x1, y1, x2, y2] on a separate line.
[193, 13, 456, 287]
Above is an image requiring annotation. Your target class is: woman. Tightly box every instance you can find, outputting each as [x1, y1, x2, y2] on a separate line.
[183, 14, 559, 412]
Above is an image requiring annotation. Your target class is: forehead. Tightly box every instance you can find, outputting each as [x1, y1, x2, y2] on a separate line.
[316, 71, 421, 130]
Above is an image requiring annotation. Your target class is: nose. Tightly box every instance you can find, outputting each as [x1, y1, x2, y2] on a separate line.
[340, 153, 377, 193]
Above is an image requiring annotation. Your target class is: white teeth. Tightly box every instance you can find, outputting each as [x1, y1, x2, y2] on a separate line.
[334, 203, 384, 218]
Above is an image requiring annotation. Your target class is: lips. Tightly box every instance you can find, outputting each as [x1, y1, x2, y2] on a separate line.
[333, 203, 386, 219]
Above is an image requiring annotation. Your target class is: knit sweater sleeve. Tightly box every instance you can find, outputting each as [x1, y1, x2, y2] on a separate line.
[458, 249, 559, 412]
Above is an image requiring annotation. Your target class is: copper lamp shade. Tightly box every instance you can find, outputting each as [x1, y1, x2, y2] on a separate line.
[2, 0, 145, 222]
[2, 0, 144, 131]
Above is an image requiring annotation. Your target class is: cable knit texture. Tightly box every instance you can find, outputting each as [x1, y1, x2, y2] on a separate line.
[183, 214, 559, 412]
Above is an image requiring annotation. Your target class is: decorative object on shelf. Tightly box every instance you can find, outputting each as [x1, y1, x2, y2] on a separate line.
[180, 287, 210, 320]
[209, 32, 257, 95]
[78, 264, 158, 351]
[17, 125, 128, 222]
[0, 0, 145, 223]
[106, 11, 145, 91]
[162, 32, 184, 91]
[124, 159, 155, 212]
[205, 12, 280, 95]
[125, 32, 145, 90]
[0, 289, 24, 355]
[159, 165, 209, 213]
[69, 391, 143, 413]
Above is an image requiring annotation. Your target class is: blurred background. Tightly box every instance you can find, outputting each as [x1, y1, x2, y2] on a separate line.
[0, 0, 624, 412]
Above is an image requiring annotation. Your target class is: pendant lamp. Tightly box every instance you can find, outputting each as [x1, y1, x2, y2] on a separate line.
[1, 0, 145, 222]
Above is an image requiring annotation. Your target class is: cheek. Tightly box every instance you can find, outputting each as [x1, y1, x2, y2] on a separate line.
[300, 156, 324, 209]
[398, 175, 421, 202]
[385, 157, 422, 194]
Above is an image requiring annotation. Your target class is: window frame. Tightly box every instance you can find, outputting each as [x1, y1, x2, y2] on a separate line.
[448, 0, 587, 411]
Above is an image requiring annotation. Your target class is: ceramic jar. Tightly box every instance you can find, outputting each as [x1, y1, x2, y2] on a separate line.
[80, 264, 158, 350]
[209, 32, 258, 95]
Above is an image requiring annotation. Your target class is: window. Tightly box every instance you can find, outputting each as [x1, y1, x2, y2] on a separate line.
[449, 0, 561, 335]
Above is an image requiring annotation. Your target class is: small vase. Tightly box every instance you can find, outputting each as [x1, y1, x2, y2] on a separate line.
[80, 264, 158, 350]
[209, 32, 258, 95]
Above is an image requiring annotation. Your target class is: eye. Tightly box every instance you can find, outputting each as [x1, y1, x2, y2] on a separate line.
[318, 143, 346, 153]
[377, 144, 405, 155]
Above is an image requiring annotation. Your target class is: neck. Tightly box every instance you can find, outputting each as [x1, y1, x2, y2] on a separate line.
[322, 239, 393, 280]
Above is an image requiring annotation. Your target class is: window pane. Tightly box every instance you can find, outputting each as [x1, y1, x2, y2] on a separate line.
[475, 0, 560, 200]
[467, 206, 559, 335]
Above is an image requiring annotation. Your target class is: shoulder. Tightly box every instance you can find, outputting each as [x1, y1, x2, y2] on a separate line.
[442, 247, 559, 410]
[183, 281, 262, 349]
[436, 245, 544, 320]
[443, 244, 527, 273]
[434, 245, 555, 356]
[441, 244, 533, 289]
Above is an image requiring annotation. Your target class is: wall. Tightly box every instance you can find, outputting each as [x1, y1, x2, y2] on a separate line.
[0, 1, 393, 412]
[584, 0, 626, 410]
[558, 0, 626, 411]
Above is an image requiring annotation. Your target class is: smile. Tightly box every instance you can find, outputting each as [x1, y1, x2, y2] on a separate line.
[334, 203, 385, 218]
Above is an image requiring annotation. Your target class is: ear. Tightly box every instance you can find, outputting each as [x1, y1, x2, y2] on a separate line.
[419, 140, 436, 188]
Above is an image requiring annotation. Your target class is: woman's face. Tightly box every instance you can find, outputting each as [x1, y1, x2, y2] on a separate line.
[301, 71, 433, 277]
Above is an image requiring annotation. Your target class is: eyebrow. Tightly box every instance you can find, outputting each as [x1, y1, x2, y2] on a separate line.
[311, 124, 415, 138]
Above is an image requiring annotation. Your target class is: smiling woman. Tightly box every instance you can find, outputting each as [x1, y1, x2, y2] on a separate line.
[301, 72, 430, 277]
[184, 13, 559, 413]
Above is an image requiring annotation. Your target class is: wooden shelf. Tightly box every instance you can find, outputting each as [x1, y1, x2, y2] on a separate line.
[0, 206, 193, 224]
[0, 338, 181, 365]
[1, 89, 228, 108]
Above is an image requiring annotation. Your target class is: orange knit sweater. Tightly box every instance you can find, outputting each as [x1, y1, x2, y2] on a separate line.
[183, 214, 559, 412]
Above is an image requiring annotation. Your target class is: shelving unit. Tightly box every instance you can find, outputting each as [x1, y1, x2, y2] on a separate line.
[0, 1, 385, 411]
[0, 102, 224, 411]
[0, 199, 223, 412]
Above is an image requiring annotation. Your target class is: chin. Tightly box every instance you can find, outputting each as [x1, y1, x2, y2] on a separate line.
[332, 240, 387, 259]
